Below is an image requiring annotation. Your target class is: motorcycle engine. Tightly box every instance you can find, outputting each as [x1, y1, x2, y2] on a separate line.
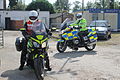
[73, 39, 79, 45]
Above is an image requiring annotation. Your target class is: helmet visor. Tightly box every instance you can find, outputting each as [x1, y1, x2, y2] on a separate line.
[29, 16, 37, 20]
[76, 15, 82, 19]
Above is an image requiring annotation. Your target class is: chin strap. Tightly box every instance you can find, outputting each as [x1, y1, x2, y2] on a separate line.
[77, 18, 83, 21]
[29, 19, 38, 23]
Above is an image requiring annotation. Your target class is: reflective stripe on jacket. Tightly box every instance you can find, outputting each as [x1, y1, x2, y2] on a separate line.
[27, 20, 33, 32]
[26, 20, 41, 34]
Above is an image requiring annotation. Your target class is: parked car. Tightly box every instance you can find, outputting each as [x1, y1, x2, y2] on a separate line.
[88, 20, 111, 40]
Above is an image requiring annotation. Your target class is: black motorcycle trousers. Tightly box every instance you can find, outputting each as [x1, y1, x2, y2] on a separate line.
[78, 30, 89, 43]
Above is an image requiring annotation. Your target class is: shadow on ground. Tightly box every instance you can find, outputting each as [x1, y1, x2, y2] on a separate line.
[1, 68, 37, 80]
[48, 50, 97, 77]
[53, 50, 97, 59]
[97, 38, 110, 42]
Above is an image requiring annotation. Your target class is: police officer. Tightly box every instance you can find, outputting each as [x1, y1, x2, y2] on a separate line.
[70, 13, 88, 43]
[19, 10, 51, 71]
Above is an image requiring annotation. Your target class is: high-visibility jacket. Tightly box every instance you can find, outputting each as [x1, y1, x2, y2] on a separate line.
[70, 18, 87, 31]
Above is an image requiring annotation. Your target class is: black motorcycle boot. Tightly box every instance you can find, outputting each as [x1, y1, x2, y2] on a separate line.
[19, 57, 26, 70]
[19, 51, 26, 71]
[45, 57, 52, 71]
[47, 68, 52, 71]
[19, 60, 25, 70]
[45, 62, 52, 71]
[73, 47, 78, 51]
[19, 65, 24, 70]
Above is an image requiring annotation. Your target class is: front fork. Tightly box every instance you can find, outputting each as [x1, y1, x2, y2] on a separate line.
[33, 49, 50, 69]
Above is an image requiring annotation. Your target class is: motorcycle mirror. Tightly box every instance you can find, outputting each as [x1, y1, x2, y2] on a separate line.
[48, 32, 52, 36]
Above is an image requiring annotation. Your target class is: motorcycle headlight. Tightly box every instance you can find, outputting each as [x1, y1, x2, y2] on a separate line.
[103, 31, 107, 34]
[42, 42, 47, 48]
[33, 42, 40, 48]
[61, 30, 65, 34]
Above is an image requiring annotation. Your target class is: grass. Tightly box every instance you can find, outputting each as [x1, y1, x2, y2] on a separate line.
[97, 32, 120, 46]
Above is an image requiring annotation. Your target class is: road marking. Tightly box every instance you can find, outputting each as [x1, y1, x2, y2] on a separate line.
[57, 57, 71, 73]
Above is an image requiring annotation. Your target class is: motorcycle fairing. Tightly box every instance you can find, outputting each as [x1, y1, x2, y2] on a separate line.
[59, 28, 97, 42]
[62, 29, 79, 40]
[27, 35, 48, 59]
[88, 29, 98, 42]
[33, 54, 45, 59]
[30, 37, 48, 44]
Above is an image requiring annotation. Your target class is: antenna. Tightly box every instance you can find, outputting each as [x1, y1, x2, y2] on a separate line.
[4, 0, 6, 9]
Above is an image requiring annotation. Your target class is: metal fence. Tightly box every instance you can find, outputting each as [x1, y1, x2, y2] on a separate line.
[0, 27, 4, 48]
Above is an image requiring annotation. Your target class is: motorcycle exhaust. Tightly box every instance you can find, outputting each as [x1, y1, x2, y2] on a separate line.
[88, 41, 97, 45]
[73, 40, 79, 44]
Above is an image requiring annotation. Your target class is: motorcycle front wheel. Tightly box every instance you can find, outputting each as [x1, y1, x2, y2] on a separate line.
[34, 57, 45, 80]
[85, 44, 96, 51]
[57, 42, 67, 53]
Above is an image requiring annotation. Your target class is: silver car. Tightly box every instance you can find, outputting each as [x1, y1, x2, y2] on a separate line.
[88, 20, 111, 40]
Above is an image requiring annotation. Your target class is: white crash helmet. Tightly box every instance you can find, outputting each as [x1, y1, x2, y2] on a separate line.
[29, 10, 39, 22]
[76, 13, 82, 19]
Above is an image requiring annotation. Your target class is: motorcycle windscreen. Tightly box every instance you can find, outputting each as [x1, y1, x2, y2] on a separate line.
[60, 18, 71, 30]
[32, 22, 47, 35]
[31, 22, 48, 40]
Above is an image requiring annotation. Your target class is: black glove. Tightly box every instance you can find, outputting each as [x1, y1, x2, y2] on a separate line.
[48, 32, 52, 36]
[73, 26, 82, 29]
[25, 35, 30, 40]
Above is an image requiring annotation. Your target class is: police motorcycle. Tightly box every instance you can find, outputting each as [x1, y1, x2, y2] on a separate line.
[57, 18, 98, 53]
[15, 22, 51, 80]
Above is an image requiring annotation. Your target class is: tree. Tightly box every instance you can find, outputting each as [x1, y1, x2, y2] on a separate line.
[109, 0, 114, 9]
[54, 0, 71, 12]
[94, 0, 111, 9]
[86, 0, 119, 9]
[9, 0, 18, 9]
[94, 1, 102, 9]
[26, 1, 55, 14]
[8, 0, 26, 10]
[13, 1, 26, 10]
[72, 1, 81, 12]
[36, 0, 47, 1]
[114, 0, 120, 9]
[86, 1, 94, 9]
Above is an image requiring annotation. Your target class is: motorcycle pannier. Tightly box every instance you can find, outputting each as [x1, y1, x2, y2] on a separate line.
[15, 37, 24, 51]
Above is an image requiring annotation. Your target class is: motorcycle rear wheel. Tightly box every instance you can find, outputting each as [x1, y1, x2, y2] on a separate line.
[85, 44, 96, 51]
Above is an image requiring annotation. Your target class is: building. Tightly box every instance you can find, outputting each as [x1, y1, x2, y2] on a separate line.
[50, 12, 74, 28]
[0, 11, 50, 29]
[73, 9, 120, 31]
[0, 0, 6, 10]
